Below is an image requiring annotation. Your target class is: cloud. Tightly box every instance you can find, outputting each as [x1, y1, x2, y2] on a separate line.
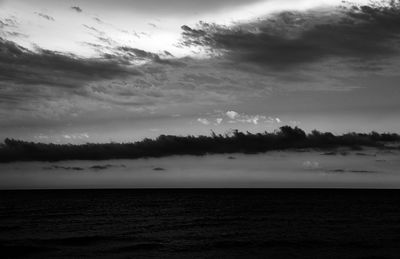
[303, 161, 320, 169]
[0, 38, 151, 120]
[226, 111, 266, 124]
[63, 133, 89, 140]
[7, 0, 392, 125]
[113, 46, 183, 65]
[81, 26, 178, 65]
[0, 17, 27, 38]
[83, 24, 119, 47]
[198, 117, 227, 125]
[34, 134, 50, 140]
[115, 46, 161, 62]
[0, 17, 18, 29]
[226, 112, 282, 125]
[0, 32, 363, 125]
[71, 6, 83, 13]
[0, 38, 140, 88]
[93, 17, 104, 23]
[237, 114, 264, 125]
[197, 118, 210, 125]
[197, 110, 283, 126]
[35, 12, 55, 21]
[226, 110, 239, 119]
[180, 1, 400, 69]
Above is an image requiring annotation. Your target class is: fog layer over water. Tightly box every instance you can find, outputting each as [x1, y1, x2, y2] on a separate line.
[1, 149, 399, 189]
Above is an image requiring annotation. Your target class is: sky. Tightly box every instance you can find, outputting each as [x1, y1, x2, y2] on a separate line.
[1, 0, 400, 143]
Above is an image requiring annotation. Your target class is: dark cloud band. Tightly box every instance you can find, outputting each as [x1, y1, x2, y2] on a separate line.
[0, 38, 142, 88]
[180, 1, 400, 69]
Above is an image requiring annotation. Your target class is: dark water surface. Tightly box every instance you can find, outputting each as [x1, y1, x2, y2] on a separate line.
[1, 189, 400, 258]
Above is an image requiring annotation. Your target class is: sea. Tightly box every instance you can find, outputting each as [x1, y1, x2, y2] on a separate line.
[1, 189, 400, 258]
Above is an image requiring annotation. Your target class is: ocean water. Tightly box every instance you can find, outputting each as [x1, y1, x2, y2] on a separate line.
[1, 189, 400, 258]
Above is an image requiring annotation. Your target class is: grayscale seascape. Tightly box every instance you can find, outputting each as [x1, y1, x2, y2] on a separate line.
[1, 0, 400, 257]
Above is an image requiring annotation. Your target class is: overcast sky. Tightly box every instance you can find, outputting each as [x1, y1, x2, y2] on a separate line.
[1, 0, 400, 143]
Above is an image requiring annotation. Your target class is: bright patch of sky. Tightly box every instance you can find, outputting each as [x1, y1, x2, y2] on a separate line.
[1, 0, 370, 58]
